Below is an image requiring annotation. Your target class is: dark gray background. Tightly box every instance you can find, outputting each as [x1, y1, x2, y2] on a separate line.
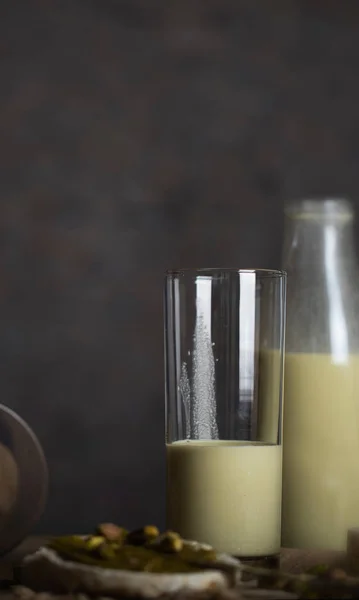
[1, 0, 359, 533]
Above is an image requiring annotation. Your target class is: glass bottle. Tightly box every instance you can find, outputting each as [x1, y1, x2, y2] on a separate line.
[281, 198, 359, 550]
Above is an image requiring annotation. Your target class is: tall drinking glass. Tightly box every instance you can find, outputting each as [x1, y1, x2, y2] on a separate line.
[165, 269, 286, 560]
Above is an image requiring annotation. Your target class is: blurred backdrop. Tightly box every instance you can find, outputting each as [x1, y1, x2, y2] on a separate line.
[1, 0, 359, 533]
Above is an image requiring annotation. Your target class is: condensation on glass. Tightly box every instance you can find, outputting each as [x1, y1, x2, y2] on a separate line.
[164, 269, 286, 558]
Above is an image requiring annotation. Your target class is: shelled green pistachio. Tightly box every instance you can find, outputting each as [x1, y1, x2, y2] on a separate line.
[47, 524, 217, 574]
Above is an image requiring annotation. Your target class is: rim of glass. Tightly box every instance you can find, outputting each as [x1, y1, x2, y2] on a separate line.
[166, 268, 286, 278]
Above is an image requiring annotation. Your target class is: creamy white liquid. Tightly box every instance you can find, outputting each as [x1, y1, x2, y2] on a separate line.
[282, 353, 359, 550]
[166, 440, 282, 556]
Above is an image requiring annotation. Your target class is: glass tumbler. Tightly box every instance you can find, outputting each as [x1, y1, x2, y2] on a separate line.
[165, 268, 286, 559]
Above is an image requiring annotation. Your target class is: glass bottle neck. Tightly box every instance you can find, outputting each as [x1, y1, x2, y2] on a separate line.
[282, 201, 357, 273]
[282, 199, 359, 356]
